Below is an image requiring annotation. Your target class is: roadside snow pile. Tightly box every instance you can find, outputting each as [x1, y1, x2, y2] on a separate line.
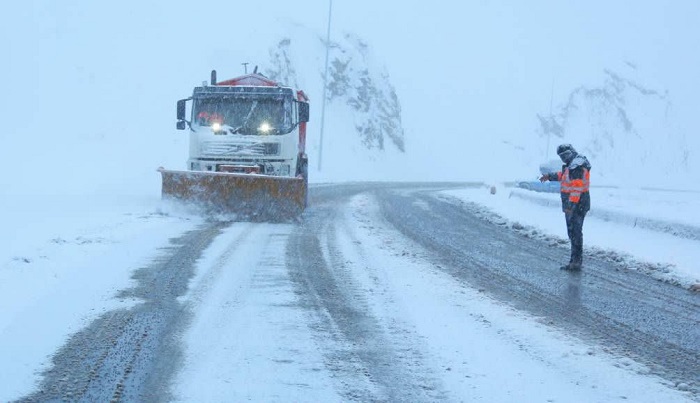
[441, 186, 700, 291]
[510, 189, 700, 242]
[0, 195, 203, 400]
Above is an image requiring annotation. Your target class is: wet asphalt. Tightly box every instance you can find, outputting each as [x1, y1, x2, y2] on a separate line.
[376, 187, 700, 396]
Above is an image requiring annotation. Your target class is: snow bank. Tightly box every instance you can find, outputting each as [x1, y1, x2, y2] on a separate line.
[443, 186, 700, 289]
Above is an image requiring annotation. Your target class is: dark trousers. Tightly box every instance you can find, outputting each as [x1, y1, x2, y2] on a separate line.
[565, 210, 586, 264]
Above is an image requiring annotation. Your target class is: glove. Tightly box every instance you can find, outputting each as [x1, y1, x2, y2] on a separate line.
[539, 174, 548, 182]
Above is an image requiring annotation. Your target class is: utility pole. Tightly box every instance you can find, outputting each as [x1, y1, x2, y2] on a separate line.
[242, 62, 249, 74]
[545, 78, 554, 159]
[318, 0, 333, 171]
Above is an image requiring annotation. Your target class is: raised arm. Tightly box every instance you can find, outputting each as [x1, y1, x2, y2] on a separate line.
[539, 171, 562, 182]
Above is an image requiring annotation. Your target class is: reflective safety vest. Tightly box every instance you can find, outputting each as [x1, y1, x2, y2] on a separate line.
[558, 167, 590, 203]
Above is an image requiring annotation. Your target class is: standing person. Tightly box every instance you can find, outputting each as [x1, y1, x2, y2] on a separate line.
[540, 144, 592, 270]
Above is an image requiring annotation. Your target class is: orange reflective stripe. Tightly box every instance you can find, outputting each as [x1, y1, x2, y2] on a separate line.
[561, 169, 574, 193]
[560, 168, 590, 194]
[569, 193, 581, 203]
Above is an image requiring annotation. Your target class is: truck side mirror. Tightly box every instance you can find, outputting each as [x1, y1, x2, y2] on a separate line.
[298, 102, 310, 123]
[176, 99, 188, 130]
[177, 99, 187, 121]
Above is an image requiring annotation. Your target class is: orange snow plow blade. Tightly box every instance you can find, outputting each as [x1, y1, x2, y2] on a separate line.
[158, 168, 306, 220]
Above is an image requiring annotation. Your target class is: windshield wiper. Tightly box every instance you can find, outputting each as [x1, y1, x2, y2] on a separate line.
[226, 101, 260, 135]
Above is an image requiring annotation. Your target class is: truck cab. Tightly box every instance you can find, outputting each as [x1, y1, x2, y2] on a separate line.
[176, 71, 309, 180]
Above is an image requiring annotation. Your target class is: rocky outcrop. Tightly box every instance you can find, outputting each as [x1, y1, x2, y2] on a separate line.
[536, 68, 688, 181]
[265, 32, 405, 153]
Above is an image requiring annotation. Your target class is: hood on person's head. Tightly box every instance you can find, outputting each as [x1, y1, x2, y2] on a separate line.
[557, 144, 577, 164]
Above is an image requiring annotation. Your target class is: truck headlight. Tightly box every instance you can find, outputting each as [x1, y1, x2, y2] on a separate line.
[258, 122, 272, 134]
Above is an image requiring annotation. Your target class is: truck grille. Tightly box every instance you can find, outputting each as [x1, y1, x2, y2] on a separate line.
[201, 141, 280, 157]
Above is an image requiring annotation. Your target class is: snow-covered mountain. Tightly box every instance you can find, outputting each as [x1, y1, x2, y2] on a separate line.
[536, 67, 689, 186]
[2, 1, 699, 193]
[266, 33, 404, 153]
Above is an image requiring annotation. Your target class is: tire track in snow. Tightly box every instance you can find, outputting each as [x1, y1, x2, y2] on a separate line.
[287, 197, 447, 402]
[173, 222, 340, 402]
[379, 188, 700, 397]
[16, 222, 227, 402]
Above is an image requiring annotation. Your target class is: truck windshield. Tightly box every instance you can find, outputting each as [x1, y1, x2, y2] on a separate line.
[193, 97, 295, 135]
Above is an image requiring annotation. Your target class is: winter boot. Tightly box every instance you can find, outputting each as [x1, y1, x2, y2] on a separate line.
[560, 262, 582, 271]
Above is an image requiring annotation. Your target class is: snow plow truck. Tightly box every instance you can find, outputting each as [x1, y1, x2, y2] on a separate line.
[159, 68, 310, 219]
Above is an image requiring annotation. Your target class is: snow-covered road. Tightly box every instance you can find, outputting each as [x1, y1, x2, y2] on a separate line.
[175, 185, 696, 402]
[2, 184, 697, 402]
[174, 222, 339, 401]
